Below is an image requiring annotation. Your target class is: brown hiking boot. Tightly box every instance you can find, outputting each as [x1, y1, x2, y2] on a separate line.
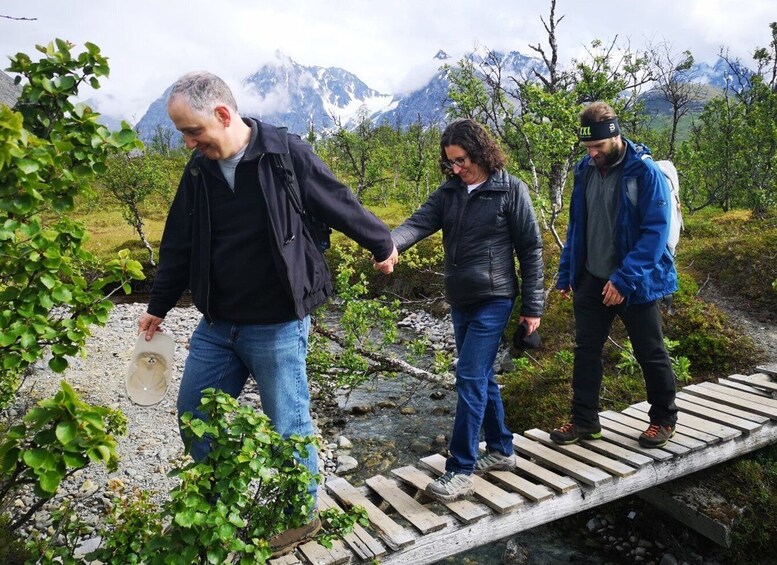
[268, 516, 322, 557]
[549, 422, 602, 445]
[638, 423, 676, 448]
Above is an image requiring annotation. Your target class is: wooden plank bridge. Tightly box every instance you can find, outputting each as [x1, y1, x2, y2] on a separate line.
[271, 368, 777, 565]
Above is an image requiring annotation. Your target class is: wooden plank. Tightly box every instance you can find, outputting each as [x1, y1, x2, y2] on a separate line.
[297, 539, 350, 565]
[420, 454, 524, 514]
[512, 434, 613, 487]
[757, 363, 777, 376]
[269, 554, 301, 565]
[591, 428, 674, 461]
[726, 373, 777, 393]
[524, 429, 636, 478]
[676, 391, 770, 424]
[376, 423, 777, 565]
[686, 383, 777, 420]
[626, 403, 737, 443]
[486, 470, 555, 502]
[617, 407, 708, 451]
[672, 398, 762, 434]
[326, 477, 415, 551]
[318, 491, 386, 560]
[600, 411, 692, 455]
[623, 403, 722, 445]
[365, 475, 448, 534]
[511, 453, 579, 493]
[390, 465, 489, 524]
[718, 378, 773, 398]
[638, 487, 732, 548]
[579, 433, 653, 468]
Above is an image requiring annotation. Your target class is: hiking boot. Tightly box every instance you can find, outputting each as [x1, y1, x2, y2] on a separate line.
[425, 471, 475, 502]
[639, 423, 676, 448]
[474, 451, 516, 475]
[549, 422, 602, 445]
[268, 516, 322, 557]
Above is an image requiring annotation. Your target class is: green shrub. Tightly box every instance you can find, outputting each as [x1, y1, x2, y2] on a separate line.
[90, 389, 366, 564]
[665, 272, 756, 376]
[501, 351, 576, 432]
[0, 381, 125, 531]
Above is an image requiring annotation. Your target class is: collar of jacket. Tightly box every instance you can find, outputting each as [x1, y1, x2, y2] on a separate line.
[441, 169, 510, 192]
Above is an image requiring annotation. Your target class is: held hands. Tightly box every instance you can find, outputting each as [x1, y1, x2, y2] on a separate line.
[372, 244, 399, 274]
[138, 312, 164, 341]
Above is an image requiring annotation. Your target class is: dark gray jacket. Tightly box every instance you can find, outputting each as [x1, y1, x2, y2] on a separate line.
[148, 119, 395, 322]
[392, 170, 544, 316]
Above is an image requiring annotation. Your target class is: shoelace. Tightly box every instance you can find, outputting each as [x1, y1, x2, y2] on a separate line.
[557, 422, 576, 433]
[643, 424, 662, 437]
[437, 471, 456, 485]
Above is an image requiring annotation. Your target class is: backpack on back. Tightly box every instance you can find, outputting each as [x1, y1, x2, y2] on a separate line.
[626, 155, 683, 256]
[270, 128, 332, 253]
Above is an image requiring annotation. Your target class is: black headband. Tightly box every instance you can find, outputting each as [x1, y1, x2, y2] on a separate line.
[579, 118, 620, 141]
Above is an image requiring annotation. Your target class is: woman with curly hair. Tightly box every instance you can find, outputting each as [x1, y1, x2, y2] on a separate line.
[390, 118, 544, 502]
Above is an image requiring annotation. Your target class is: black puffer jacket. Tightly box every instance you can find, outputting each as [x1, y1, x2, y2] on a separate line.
[392, 170, 544, 316]
[148, 119, 394, 322]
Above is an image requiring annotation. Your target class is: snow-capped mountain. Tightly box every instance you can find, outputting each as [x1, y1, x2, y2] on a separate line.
[374, 48, 544, 128]
[134, 52, 393, 144]
[132, 49, 746, 143]
[240, 51, 393, 134]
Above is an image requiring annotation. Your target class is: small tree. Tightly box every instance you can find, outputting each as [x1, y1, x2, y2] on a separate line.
[329, 108, 391, 203]
[647, 43, 706, 159]
[100, 152, 178, 266]
[447, 0, 652, 248]
[89, 389, 365, 565]
[0, 39, 144, 407]
[682, 23, 777, 215]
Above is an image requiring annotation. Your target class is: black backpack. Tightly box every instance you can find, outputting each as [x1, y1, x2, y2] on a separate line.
[270, 127, 331, 253]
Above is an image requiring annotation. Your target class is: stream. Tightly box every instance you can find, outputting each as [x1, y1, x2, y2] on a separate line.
[329, 371, 607, 564]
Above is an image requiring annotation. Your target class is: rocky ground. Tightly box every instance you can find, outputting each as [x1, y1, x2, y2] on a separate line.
[7, 294, 776, 564]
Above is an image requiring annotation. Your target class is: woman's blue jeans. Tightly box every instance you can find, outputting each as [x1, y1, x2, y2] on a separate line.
[447, 297, 515, 475]
[177, 316, 317, 498]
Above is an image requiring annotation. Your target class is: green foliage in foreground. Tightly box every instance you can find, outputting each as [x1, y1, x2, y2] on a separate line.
[0, 381, 125, 534]
[308, 246, 401, 395]
[86, 389, 365, 565]
[0, 39, 144, 408]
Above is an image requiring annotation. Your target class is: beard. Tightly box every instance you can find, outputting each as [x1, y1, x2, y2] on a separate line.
[594, 140, 624, 168]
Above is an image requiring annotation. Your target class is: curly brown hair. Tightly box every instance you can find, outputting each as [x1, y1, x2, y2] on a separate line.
[439, 118, 506, 177]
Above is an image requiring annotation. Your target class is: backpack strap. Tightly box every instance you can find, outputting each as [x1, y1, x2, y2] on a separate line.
[271, 127, 305, 216]
[625, 154, 651, 208]
[269, 126, 306, 245]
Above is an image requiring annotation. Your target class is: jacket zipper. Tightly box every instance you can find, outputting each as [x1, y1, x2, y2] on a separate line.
[450, 188, 470, 266]
[257, 154, 297, 311]
[201, 171, 214, 326]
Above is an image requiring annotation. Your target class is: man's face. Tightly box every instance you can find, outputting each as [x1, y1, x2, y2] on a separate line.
[582, 136, 623, 168]
[168, 95, 229, 160]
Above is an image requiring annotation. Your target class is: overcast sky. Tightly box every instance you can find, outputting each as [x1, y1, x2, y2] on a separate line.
[1, 0, 774, 122]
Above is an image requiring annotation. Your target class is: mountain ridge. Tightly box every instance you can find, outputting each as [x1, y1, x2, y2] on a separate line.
[127, 50, 740, 143]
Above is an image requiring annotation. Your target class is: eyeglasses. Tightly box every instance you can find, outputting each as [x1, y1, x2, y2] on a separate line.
[444, 155, 469, 169]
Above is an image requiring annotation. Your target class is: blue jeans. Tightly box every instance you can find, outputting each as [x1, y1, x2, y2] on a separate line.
[447, 298, 515, 475]
[177, 316, 317, 498]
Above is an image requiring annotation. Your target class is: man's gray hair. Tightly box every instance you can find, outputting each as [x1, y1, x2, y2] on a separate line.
[168, 71, 238, 114]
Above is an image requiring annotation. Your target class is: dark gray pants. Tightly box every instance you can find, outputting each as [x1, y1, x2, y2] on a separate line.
[571, 270, 678, 429]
